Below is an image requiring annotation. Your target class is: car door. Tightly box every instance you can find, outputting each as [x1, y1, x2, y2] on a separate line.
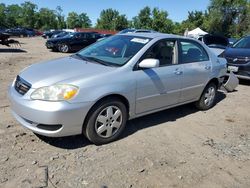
[135, 39, 182, 114]
[178, 39, 211, 103]
[68, 33, 82, 51]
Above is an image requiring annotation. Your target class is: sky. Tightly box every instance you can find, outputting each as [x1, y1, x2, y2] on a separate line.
[1, 0, 210, 24]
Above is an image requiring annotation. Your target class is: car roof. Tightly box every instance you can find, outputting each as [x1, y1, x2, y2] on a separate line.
[118, 32, 188, 40]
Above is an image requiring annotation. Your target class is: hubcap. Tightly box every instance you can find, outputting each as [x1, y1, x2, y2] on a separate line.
[204, 87, 215, 106]
[60, 44, 68, 52]
[95, 106, 122, 138]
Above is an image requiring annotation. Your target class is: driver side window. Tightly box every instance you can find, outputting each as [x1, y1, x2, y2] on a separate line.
[143, 40, 176, 66]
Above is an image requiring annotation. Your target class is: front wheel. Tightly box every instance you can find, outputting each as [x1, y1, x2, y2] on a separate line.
[58, 43, 70, 53]
[84, 99, 128, 145]
[195, 83, 217, 110]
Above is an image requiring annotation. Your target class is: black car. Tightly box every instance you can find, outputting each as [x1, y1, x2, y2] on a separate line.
[5, 28, 30, 37]
[42, 30, 63, 39]
[46, 32, 102, 52]
[51, 31, 70, 39]
[221, 36, 250, 80]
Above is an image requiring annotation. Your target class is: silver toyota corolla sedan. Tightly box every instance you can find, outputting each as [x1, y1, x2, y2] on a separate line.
[8, 33, 227, 145]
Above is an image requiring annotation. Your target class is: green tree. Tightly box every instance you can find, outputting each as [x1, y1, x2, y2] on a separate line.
[36, 8, 58, 30]
[20, 1, 37, 28]
[114, 14, 128, 30]
[133, 6, 152, 29]
[67, 11, 91, 28]
[131, 7, 173, 33]
[78, 13, 92, 28]
[0, 3, 6, 27]
[207, 0, 250, 37]
[56, 6, 66, 29]
[96, 8, 119, 30]
[5, 4, 23, 27]
[176, 11, 208, 35]
[151, 8, 173, 33]
[67, 12, 79, 28]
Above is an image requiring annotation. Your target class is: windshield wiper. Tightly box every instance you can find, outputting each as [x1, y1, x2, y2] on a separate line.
[72, 54, 119, 67]
[72, 53, 90, 61]
[85, 56, 111, 66]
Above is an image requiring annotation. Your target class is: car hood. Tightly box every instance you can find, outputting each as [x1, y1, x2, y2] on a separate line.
[224, 47, 250, 58]
[19, 56, 115, 88]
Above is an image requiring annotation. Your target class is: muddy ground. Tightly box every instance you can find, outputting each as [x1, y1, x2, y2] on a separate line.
[0, 37, 250, 188]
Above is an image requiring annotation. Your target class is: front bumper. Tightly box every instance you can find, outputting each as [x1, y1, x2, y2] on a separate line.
[8, 85, 93, 137]
[227, 61, 250, 80]
[45, 42, 56, 49]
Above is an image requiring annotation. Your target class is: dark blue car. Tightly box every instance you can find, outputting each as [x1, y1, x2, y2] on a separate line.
[222, 36, 250, 80]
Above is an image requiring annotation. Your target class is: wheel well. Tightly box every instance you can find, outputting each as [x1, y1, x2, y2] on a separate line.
[93, 94, 130, 112]
[82, 94, 130, 133]
[207, 78, 219, 89]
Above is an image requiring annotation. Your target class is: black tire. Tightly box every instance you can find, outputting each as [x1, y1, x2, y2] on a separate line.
[195, 82, 217, 110]
[84, 99, 128, 145]
[58, 43, 70, 53]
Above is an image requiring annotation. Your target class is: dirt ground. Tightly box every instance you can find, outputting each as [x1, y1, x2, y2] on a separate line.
[0, 37, 250, 188]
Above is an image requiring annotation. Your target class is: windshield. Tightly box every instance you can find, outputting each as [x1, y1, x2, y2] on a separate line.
[77, 35, 151, 66]
[63, 33, 75, 38]
[233, 37, 250, 49]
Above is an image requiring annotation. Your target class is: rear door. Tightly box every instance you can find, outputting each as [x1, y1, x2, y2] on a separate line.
[178, 39, 211, 102]
[135, 39, 182, 114]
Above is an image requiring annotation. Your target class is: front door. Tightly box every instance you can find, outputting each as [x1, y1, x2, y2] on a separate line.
[135, 39, 182, 114]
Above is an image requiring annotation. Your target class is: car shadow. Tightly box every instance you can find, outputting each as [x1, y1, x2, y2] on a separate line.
[121, 91, 226, 139]
[36, 91, 226, 149]
[0, 48, 27, 53]
[239, 79, 250, 86]
[35, 134, 91, 149]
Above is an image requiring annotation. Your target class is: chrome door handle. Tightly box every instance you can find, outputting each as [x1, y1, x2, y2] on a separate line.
[205, 65, 211, 70]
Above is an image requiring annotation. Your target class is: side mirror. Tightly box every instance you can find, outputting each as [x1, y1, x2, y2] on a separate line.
[138, 58, 160, 69]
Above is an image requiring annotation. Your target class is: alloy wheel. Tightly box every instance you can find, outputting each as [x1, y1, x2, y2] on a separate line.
[204, 86, 215, 106]
[59, 44, 69, 53]
[95, 106, 123, 138]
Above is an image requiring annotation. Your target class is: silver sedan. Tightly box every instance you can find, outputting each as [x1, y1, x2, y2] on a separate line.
[8, 33, 227, 145]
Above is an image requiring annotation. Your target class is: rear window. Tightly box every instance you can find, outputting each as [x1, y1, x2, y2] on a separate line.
[180, 41, 209, 63]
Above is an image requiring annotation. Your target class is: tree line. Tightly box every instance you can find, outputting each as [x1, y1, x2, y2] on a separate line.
[0, 0, 249, 37]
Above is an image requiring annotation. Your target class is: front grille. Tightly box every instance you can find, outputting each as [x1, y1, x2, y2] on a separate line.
[14, 75, 31, 95]
[226, 57, 250, 65]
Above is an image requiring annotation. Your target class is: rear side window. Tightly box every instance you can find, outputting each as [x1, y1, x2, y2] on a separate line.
[180, 40, 209, 63]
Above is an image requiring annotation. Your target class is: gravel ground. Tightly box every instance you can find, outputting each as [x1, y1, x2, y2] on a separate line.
[0, 37, 250, 188]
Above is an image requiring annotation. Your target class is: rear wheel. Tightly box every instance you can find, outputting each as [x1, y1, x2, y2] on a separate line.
[195, 83, 217, 110]
[58, 43, 70, 53]
[84, 99, 127, 145]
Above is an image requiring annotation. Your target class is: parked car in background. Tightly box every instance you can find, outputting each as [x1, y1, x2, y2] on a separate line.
[0, 27, 7, 32]
[46, 32, 102, 52]
[228, 38, 238, 45]
[198, 34, 229, 56]
[97, 33, 113, 41]
[9, 33, 227, 145]
[5, 28, 36, 37]
[221, 36, 250, 80]
[118, 28, 157, 34]
[42, 30, 63, 39]
[51, 31, 71, 39]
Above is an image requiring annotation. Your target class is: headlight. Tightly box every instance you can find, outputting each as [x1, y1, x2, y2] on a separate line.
[31, 84, 79, 101]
